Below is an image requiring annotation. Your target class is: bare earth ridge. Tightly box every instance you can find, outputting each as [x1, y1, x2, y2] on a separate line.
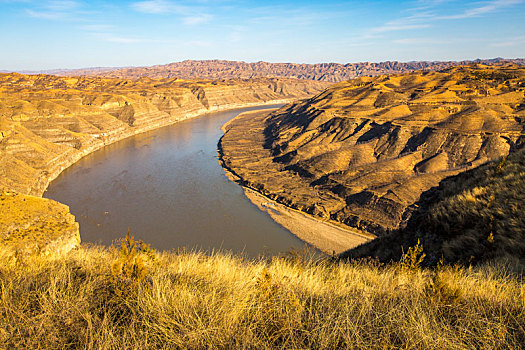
[219, 64, 525, 241]
[0, 73, 328, 252]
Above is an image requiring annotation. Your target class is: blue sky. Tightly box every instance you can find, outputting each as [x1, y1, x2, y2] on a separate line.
[0, 0, 524, 70]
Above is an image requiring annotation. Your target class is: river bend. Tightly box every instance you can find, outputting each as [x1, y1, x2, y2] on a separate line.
[44, 105, 306, 257]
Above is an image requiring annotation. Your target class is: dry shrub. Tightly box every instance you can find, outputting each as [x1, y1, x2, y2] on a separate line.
[111, 232, 155, 298]
[424, 262, 463, 306]
[400, 239, 425, 273]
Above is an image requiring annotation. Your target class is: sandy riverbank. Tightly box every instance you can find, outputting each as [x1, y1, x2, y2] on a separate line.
[219, 109, 373, 255]
[243, 188, 372, 255]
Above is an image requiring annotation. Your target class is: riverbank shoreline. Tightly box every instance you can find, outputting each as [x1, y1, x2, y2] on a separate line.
[41, 100, 293, 198]
[218, 110, 373, 255]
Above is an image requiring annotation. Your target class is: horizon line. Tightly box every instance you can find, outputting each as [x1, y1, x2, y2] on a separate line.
[1, 57, 524, 74]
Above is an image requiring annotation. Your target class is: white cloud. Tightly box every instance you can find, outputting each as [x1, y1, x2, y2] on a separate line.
[393, 38, 447, 44]
[440, 0, 523, 19]
[183, 40, 212, 47]
[183, 13, 212, 25]
[491, 36, 525, 47]
[368, 10, 435, 34]
[80, 24, 115, 31]
[26, 9, 63, 19]
[131, 0, 212, 25]
[367, 0, 523, 39]
[82, 24, 143, 44]
[371, 23, 431, 33]
[132, 0, 171, 14]
[46, 0, 78, 11]
[91, 32, 142, 44]
[0, 0, 31, 3]
[131, 0, 186, 14]
[24, 0, 81, 20]
[105, 36, 142, 43]
[228, 31, 242, 43]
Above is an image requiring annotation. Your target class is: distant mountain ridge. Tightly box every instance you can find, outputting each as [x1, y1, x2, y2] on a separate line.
[7, 58, 525, 82]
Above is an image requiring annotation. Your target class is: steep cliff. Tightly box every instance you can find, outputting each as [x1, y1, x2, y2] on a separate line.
[220, 64, 525, 236]
[0, 73, 328, 196]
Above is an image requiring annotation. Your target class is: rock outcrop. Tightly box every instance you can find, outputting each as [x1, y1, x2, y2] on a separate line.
[53, 58, 525, 82]
[0, 73, 328, 196]
[220, 64, 525, 236]
[0, 73, 328, 253]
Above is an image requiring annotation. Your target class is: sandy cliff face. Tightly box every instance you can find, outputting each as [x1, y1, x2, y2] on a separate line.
[0, 73, 328, 253]
[220, 64, 525, 235]
[56, 58, 525, 82]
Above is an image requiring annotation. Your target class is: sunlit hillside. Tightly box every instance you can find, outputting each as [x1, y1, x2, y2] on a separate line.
[220, 64, 525, 236]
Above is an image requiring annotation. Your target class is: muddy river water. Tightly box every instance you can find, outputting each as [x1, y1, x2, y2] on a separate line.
[44, 105, 307, 257]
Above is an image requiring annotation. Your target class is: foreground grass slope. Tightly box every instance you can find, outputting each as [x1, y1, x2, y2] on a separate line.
[1, 240, 524, 349]
[344, 149, 525, 267]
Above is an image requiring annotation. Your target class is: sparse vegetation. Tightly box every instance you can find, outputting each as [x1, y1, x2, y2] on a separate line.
[2, 64, 525, 349]
[1, 240, 525, 349]
[471, 70, 518, 84]
[400, 239, 426, 273]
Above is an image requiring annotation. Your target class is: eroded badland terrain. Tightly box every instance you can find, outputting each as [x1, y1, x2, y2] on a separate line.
[55, 58, 525, 82]
[0, 73, 328, 252]
[220, 64, 525, 240]
[2, 62, 525, 259]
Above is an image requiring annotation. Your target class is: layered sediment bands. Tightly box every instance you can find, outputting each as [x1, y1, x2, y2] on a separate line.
[0, 73, 328, 196]
[55, 58, 525, 82]
[220, 64, 525, 235]
[0, 72, 328, 253]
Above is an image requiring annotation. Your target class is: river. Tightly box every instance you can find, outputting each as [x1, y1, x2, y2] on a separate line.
[44, 105, 308, 257]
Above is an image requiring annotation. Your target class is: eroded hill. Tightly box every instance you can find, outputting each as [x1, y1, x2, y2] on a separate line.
[220, 64, 525, 236]
[0, 73, 328, 196]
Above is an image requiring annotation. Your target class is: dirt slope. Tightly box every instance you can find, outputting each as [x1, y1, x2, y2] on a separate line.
[343, 149, 525, 266]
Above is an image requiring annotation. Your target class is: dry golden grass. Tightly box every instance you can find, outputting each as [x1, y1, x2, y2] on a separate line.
[0, 191, 79, 254]
[1, 237, 524, 349]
